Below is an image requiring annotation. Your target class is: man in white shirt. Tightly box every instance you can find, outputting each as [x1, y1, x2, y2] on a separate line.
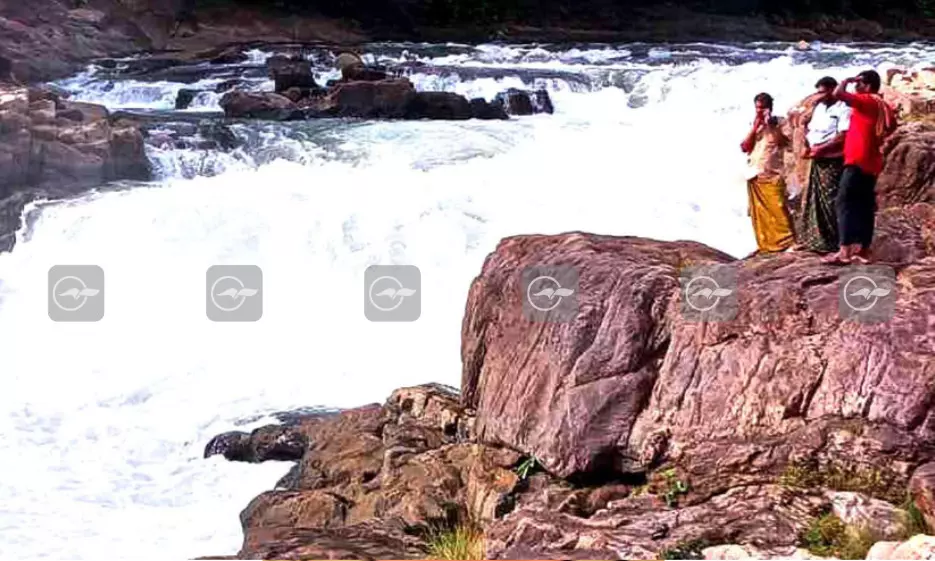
[798, 76, 851, 253]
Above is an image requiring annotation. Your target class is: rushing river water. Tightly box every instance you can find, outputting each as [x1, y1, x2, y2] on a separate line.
[1, 41, 935, 559]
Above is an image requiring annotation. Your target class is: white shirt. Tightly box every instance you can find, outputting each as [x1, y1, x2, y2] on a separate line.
[806, 101, 850, 147]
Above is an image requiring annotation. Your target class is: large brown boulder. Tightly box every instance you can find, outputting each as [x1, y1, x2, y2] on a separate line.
[461, 234, 735, 479]
[219, 91, 300, 120]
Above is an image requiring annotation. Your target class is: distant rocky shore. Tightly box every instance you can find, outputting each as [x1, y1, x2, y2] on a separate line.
[201, 70, 935, 560]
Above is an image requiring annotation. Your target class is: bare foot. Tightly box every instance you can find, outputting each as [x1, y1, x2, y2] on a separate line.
[821, 252, 852, 265]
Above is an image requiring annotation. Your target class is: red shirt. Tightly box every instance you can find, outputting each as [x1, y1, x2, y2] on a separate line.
[840, 92, 883, 176]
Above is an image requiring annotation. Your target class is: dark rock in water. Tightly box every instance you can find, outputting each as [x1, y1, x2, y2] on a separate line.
[220, 91, 300, 121]
[493, 88, 555, 116]
[342, 65, 391, 82]
[204, 431, 252, 461]
[533, 88, 555, 114]
[406, 91, 472, 120]
[175, 88, 200, 110]
[470, 97, 509, 120]
[97, 59, 118, 69]
[269, 59, 321, 94]
[204, 425, 307, 463]
[199, 121, 241, 151]
[214, 79, 240, 94]
[210, 51, 248, 65]
[494, 88, 536, 116]
[312, 79, 417, 119]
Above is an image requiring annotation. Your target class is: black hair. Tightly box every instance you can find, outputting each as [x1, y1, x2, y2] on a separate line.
[815, 76, 838, 89]
[754, 92, 773, 110]
[858, 70, 882, 93]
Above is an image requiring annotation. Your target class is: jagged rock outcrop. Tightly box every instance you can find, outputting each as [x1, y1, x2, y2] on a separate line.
[0, 84, 150, 251]
[206, 384, 523, 559]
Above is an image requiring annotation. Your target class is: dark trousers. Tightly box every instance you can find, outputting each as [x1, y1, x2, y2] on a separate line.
[836, 165, 877, 250]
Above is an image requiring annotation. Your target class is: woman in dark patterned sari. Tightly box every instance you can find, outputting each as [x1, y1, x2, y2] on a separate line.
[798, 77, 851, 253]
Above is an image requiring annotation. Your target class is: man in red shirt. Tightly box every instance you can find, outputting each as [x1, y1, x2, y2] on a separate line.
[823, 69, 894, 265]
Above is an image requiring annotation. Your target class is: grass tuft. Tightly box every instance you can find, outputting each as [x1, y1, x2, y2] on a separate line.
[801, 513, 876, 559]
[425, 525, 485, 560]
[659, 538, 711, 560]
[780, 459, 904, 504]
[899, 494, 931, 539]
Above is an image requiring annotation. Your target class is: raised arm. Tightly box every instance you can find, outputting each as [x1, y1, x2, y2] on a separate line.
[741, 116, 763, 153]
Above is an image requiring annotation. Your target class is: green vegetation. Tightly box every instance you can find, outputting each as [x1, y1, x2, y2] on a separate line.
[661, 468, 691, 508]
[425, 525, 485, 560]
[780, 460, 904, 504]
[659, 538, 712, 560]
[514, 456, 539, 481]
[899, 495, 931, 538]
[801, 513, 876, 559]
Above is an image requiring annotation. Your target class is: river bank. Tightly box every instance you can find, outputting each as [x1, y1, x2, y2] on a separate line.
[5, 0, 935, 85]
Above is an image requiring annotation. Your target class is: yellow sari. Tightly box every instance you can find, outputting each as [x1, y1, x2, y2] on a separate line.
[747, 175, 795, 253]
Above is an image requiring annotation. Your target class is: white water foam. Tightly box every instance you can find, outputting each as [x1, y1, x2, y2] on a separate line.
[3, 42, 935, 559]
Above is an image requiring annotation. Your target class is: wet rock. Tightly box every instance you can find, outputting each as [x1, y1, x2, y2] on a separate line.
[406, 91, 472, 120]
[533, 88, 556, 114]
[214, 79, 241, 94]
[470, 97, 510, 120]
[175, 88, 200, 110]
[312, 79, 417, 119]
[198, 121, 241, 151]
[494, 88, 535, 115]
[269, 59, 321, 94]
[204, 431, 252, 461]
[219, 91, 300, 121]
[342, 65, 391, 82]
[493, 88, 554, 116]
[204, 425, 307, 463]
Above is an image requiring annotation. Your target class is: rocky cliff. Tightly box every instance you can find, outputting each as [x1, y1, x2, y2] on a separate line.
[203, 71, 935, 560]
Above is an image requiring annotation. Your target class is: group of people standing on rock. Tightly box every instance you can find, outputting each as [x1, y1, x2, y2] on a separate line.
[742, 69, 897, 265]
